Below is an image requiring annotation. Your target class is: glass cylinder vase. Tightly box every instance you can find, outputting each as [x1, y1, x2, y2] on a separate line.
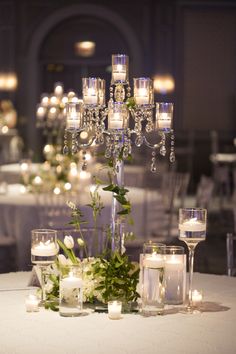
[59, 265, 83, 317]
[141, 242, 166, 316]
[164, 246, 186, 305]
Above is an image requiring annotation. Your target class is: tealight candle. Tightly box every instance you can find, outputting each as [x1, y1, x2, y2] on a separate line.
[179, 218, 206, 232]
[135, 88, 149, 105]
[25, 294, 39, 312]
[157, 112, 172, 129]
[112, 64, 126, 82]
[143, 252, 165, 269]
[191, 289, 203, 306]
[83, 88, 98, 105]
[59, 268, 83, 317]
[31, 240, 58, 257]
[108, 112, 123, 129]
[108, 301, 122, 319]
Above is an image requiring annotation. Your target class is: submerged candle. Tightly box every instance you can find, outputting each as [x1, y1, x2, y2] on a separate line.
[165, 254, 185, 304]
[31, 240, 58, 257]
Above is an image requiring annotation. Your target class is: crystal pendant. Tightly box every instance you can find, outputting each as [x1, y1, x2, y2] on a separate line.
[63, 145, 69, 155]
[160, 145, 166, 156]
[135, 135, 143, 147]
[169, 151, 176, 163]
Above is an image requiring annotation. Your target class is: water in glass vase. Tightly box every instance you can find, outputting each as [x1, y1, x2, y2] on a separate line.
[31, 254, 57, 265]
[179, 222, 206, 248]
[142, 265, 165, 316]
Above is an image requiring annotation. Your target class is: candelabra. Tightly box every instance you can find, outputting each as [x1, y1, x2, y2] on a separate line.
[36, 82, 80, 146]
[63, 54, 175, 252]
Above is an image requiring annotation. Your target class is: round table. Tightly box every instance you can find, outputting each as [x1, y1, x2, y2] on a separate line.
[0, 271, 235, 354]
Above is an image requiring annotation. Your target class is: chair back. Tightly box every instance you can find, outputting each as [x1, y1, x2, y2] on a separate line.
[226, 233, 236, 276]
[196, 175, 214, 208]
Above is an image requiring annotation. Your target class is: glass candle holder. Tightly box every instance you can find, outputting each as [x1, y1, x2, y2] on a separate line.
[178, 208, 207, 313]
[59, 265, 83, 317]
[31, 229, 58, 304]
[82, 77, 99, 106]
[66, 102, 83, 131]
[112, 54, 129, 84]
[155, 102, 173, 131]
[108, 300, 122, 320]
[98, 79, 106, 107]
[25, 294, 40, 313]
[31, 229, 58, 265]
[134, 78, 153, 106]
[164, 246, 186, 305]
[141, 242, 166, 316]
[108, 102, 129, 130]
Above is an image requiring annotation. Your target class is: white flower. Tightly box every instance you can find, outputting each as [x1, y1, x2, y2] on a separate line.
[64, 235, 74, 249]
[77, 238, 84, 247]
[45, 281, 53, 294]
[57, 254, 69, 266]
[66, 201, 77, 210]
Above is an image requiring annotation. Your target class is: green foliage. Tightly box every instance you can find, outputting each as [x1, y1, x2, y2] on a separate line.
[92, 251, 140, 304]
[103, 184, 131, 217]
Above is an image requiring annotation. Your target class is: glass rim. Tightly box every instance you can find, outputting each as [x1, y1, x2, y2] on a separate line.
[179, 207, 207, 212]
[31, 229, 57, 234]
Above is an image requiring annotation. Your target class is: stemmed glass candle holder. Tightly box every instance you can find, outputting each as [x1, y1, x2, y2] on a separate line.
[178, 208, 207, 313]
[31, 229, 58, 303]
[141, 242, 166, 316]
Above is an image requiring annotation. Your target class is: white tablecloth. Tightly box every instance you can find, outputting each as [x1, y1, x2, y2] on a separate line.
[0, 272, 235, 354]
[0, 184, 160, 270]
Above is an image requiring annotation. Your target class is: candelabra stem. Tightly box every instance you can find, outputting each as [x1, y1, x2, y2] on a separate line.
[111, 155, 125, 253]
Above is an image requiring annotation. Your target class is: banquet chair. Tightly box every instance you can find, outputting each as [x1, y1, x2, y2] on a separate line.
[226, 233, 236, 276]
[35, 190, 76, 229]
[144, 172, 190, 242]
[196, 175, 215, 209]
[57, 227, 106, 258]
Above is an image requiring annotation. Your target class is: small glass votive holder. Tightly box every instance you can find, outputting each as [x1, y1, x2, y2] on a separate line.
[31, 229, 58, 265]
[141, 242, 166, 316]
[191, 289, 203, 307]
[164, 246, 186, 305]
[108, 102, 129, 130]
[155, 102, 173, 132]
[133, 77, 153, 106]
[59, 265, 83, 317]
[25, 294, 40, 312]
[108, 300, 122, 320]
[111, 54, 129, 84]
[66, 102, 83, 131]
[82, 77, 99, 106]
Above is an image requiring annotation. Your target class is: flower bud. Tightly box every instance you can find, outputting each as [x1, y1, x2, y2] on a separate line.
[77, 238, 85, 247]
[64, 235, 74, 249]
[57, 254, 68, 266]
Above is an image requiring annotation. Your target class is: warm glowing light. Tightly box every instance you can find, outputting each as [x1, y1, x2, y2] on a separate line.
[0, 73, 18, 91]
[64, 182, 72, 191]
[1, 125, 9, 134]
[75, 41, 96, 57]
[53, 186, 61, 195]
[153, 74, 175, 94]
